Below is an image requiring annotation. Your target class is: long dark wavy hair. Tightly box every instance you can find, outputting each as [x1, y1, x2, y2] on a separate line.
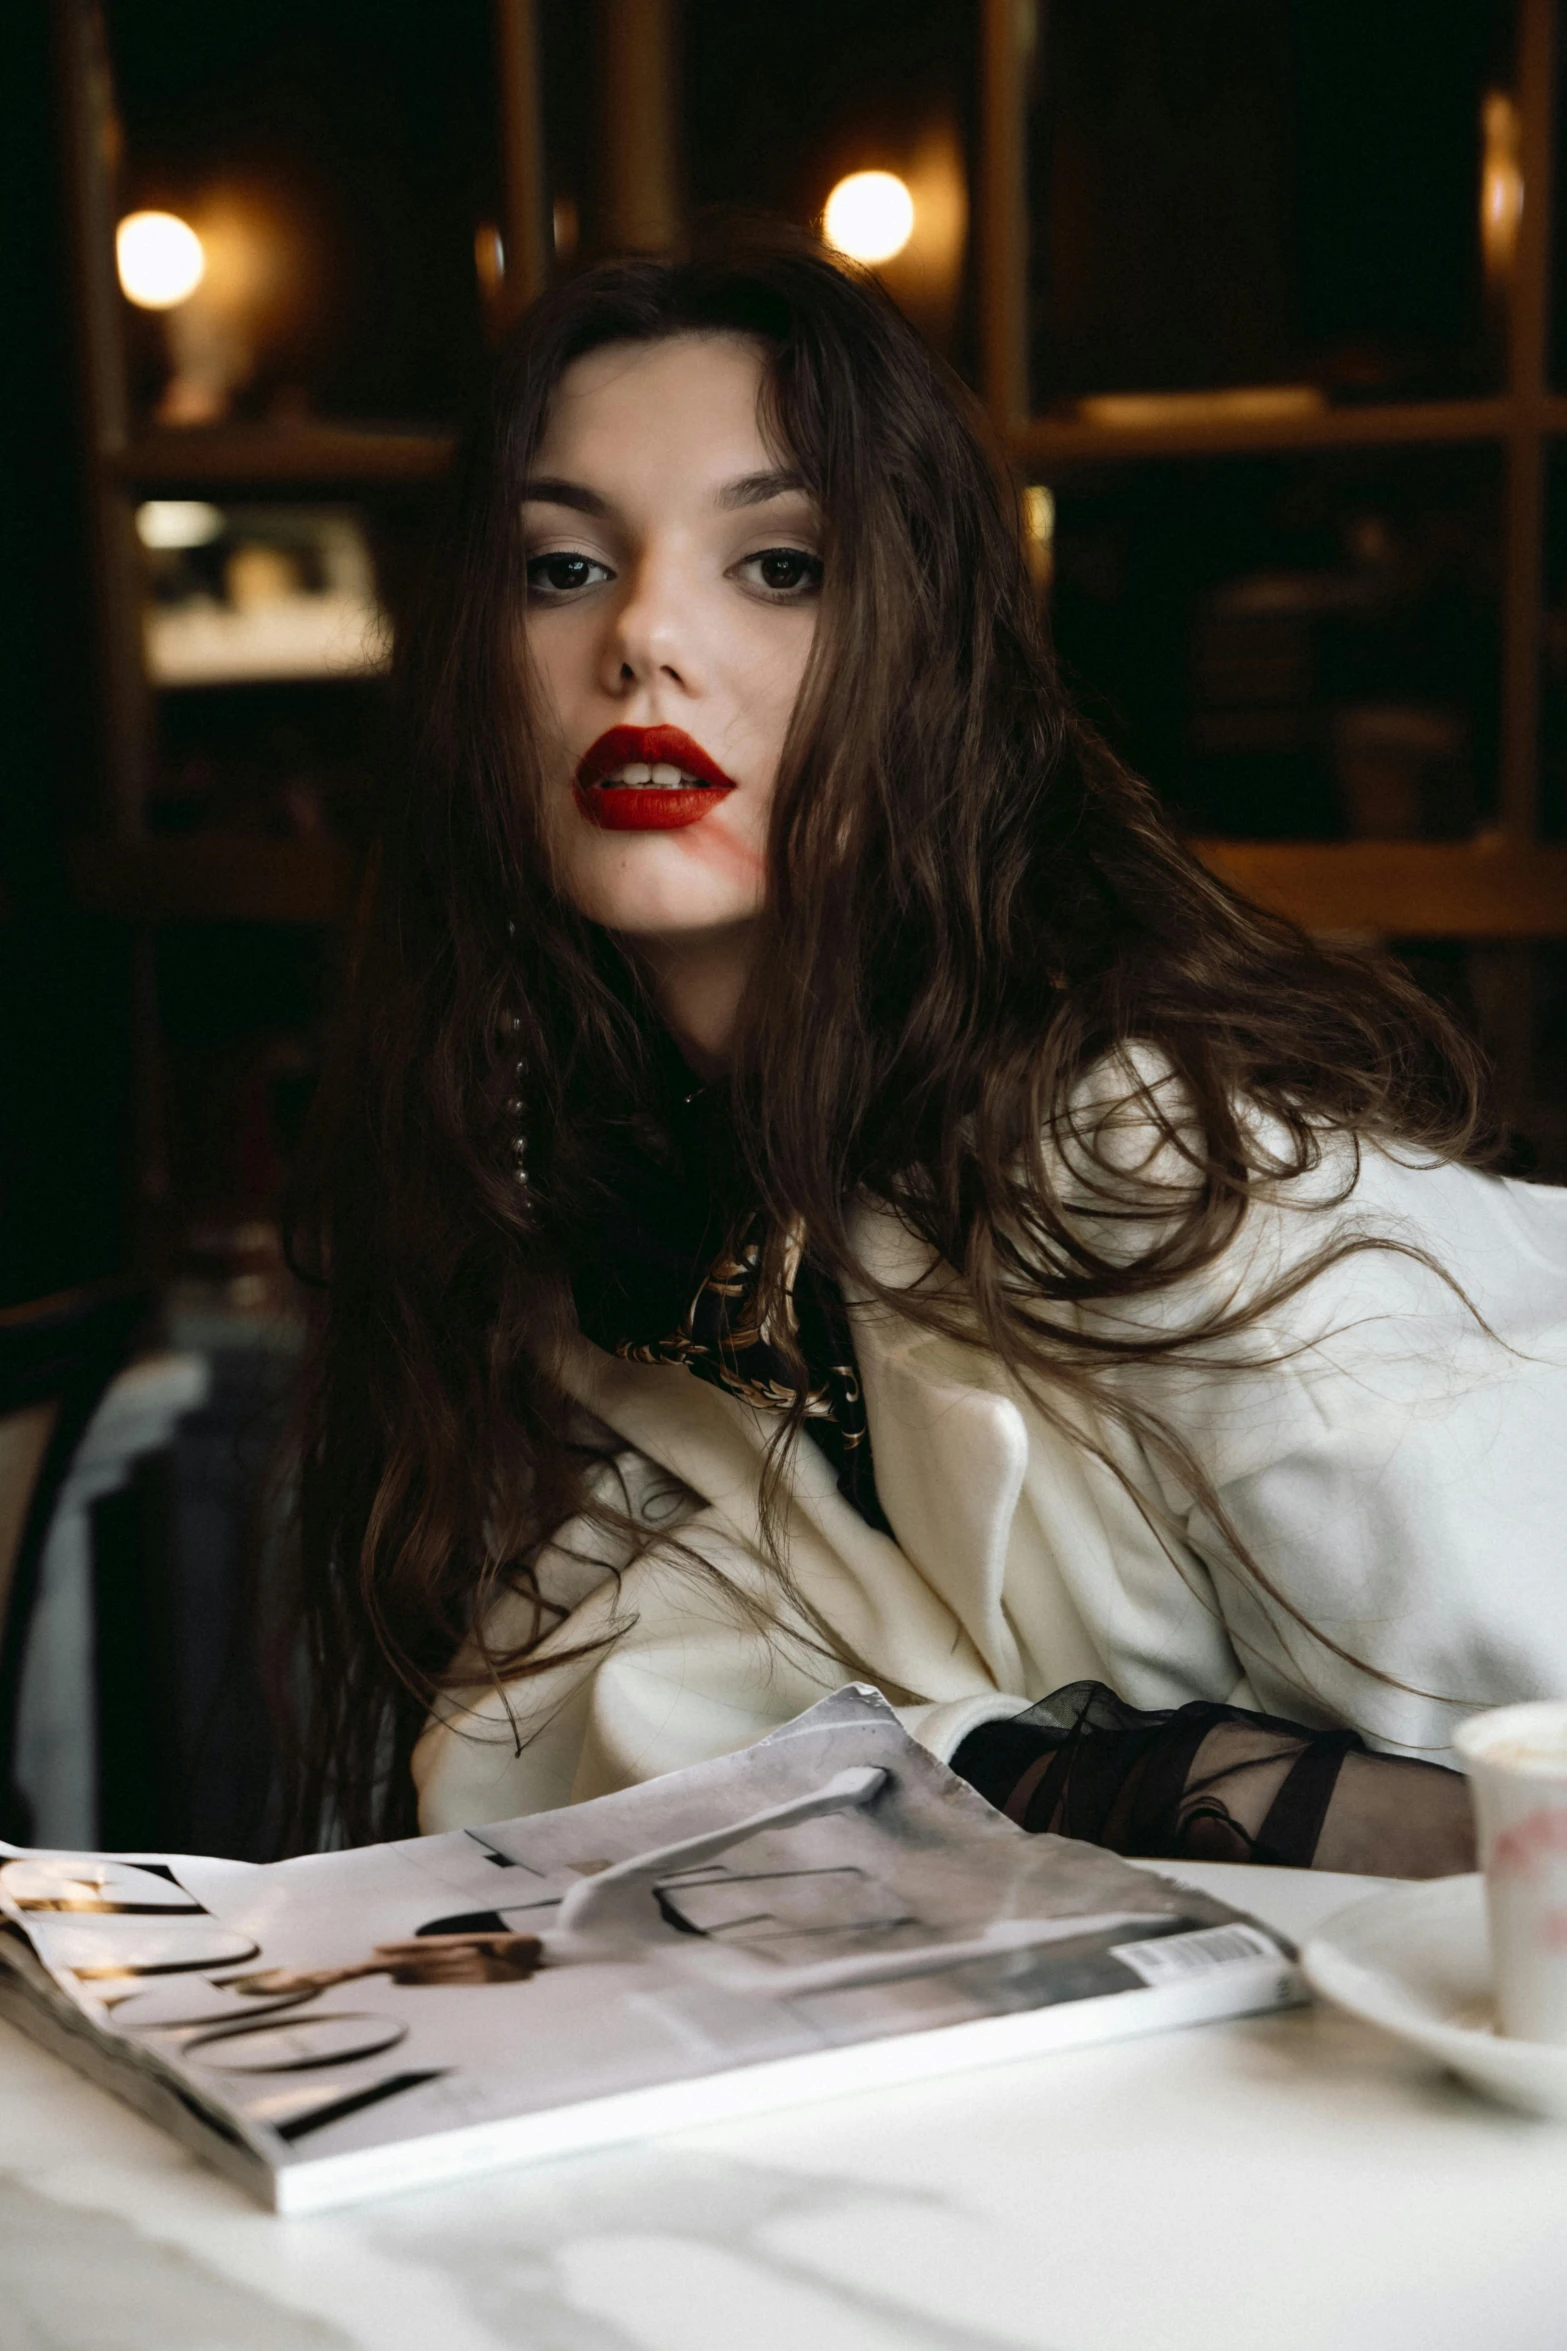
[284, 227, 1493, 1846]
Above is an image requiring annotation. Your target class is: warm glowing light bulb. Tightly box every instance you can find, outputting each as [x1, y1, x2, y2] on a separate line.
[823, 172, 915, 265]
[116, 211, 206, 309]
[1023, 485, 1055, 590]
[1023, 486, 1055, 548]
[136, 500, 225, 550]
[1480, 91, 1524, 285]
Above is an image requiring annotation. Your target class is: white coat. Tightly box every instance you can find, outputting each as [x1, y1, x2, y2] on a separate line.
[413, 1058, 1567, 1831]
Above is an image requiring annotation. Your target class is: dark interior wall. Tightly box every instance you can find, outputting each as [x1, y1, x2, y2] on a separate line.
[0, 10, 135, 1306]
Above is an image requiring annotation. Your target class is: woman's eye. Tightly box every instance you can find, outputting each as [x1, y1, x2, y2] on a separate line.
[525, 552, 612, 602]
[736, 547, 824, 601]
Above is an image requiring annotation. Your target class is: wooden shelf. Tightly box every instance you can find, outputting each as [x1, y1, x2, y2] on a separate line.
[1197, 838, 1567, 938]
[1010, 397, 1514, 470]
[67, 833, 1567, 938]
[100, 392, 1567, 497]
[101, 394, 1567, 498]
[106, 425, 454, 492]
[70, 836, 362, 924]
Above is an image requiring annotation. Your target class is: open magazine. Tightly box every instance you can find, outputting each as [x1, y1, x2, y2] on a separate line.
[0, 1688, 1299, 2212]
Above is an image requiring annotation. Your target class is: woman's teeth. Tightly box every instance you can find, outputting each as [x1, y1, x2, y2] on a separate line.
[603, 762, 704, 789]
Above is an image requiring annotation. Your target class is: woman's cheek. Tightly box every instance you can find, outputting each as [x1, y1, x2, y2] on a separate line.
[702, 800, 769, 894]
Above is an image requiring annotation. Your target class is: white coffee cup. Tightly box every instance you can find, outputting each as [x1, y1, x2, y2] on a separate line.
[1454, 1699, 1567, 2044]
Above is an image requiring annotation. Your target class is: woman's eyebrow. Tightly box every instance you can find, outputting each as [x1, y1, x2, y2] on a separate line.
[715, 468, 811, 511]
[522, 477, 609, 516]
[521, 469, 811, 516]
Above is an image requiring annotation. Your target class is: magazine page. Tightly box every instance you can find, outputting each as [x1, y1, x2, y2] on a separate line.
[0, 1688, 1297, 2211]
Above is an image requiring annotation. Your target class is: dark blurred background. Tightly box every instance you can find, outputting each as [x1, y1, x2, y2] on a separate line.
[3, 1, 1564, 1853]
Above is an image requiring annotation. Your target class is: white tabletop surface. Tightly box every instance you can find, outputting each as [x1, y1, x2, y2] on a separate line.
[3, 1860, 1566, 2351]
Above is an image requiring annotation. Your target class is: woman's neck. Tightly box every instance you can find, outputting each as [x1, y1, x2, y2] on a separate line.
[630, 923, 756, 1081]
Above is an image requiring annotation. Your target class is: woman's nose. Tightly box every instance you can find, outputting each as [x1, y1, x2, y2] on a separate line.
[599, 547, 701, 698]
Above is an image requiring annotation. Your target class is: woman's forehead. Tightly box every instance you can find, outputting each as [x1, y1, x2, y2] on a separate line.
[532, 332, 790, 489]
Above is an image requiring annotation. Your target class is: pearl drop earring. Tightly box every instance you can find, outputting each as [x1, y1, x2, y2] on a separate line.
[498, 1010, 528, 1187]
[502, 922, 527, 1186]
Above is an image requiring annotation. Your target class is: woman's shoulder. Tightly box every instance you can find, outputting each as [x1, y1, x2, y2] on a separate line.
[1050, 1037, 1551, 1226]
[854, 1038, 1567, 1340]
[1046, 1039, 1567, 1328]
[1045, 1040, 1353, 1259]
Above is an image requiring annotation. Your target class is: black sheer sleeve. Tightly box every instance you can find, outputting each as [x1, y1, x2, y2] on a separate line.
[952, 1682, 1476, 1878]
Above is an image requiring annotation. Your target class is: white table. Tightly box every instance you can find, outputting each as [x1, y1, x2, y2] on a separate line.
[2, 1862, 1565, 2351]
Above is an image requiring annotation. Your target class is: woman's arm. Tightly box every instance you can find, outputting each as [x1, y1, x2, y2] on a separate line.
[1061, 1056, 1567, 1763]
[952, 1681, 1476, 1876]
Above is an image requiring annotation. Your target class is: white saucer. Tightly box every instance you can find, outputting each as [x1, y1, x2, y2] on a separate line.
[1303, 1873, 1567, 2119]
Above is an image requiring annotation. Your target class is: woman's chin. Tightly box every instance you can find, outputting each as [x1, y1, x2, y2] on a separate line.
[598, 900, 765, 949]
[561, 841, 765, 943]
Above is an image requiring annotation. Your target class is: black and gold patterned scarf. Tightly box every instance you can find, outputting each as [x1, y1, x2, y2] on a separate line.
[561, 1050, 891, 1534]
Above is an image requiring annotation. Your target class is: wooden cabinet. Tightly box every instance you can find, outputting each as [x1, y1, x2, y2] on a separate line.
[54, 0, 1567, 1256]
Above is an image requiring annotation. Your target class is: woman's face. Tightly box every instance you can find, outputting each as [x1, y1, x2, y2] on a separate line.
[521, 333, 823, 948]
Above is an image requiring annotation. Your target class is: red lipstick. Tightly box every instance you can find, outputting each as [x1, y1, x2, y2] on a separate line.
[573, 725, 737, 832]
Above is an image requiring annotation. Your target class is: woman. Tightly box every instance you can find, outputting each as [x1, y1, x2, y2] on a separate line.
[289, 234, 1566, 1874]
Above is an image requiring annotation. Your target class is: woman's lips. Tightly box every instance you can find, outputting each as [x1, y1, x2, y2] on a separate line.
[573, 724, 736, 832]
